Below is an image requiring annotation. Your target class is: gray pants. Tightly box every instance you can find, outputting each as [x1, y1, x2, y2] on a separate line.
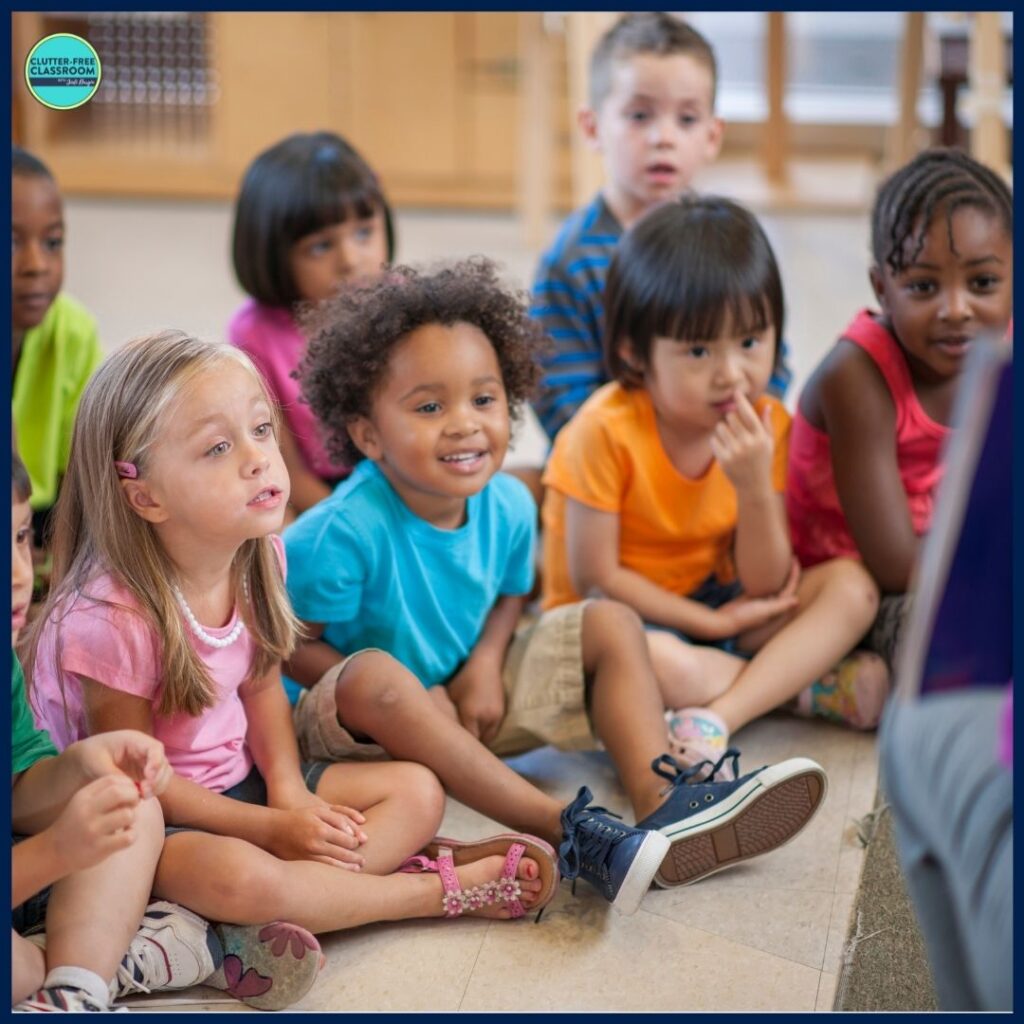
[879, 690, 1013, 1010]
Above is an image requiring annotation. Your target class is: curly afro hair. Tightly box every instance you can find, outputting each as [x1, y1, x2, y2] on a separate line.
[298, 257, 549, 466]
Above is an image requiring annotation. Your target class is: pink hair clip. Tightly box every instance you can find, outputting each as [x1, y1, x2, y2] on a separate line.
[114, 460, 138, 479]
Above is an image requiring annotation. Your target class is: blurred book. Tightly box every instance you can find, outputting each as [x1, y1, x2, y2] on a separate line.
[895, 336, 1012, 699]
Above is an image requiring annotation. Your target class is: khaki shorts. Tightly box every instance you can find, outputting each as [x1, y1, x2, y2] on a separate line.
[292, 601, 594, 762]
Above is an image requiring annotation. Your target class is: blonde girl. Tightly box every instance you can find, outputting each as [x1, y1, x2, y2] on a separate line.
[27, 331, 559, 948]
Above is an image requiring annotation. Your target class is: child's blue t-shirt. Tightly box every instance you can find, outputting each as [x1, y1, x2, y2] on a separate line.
[283, 460, 536, 689]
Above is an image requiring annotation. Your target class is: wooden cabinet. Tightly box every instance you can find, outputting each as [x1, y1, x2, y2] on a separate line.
[12, 11, 574, 210]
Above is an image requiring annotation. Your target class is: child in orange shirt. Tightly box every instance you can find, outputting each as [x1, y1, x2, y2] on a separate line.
[542, 195, 886, 772]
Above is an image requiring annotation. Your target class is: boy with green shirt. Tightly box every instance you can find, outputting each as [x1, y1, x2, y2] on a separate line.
[12, 146, 104, 557]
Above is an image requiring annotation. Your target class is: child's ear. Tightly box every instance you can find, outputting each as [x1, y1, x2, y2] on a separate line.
[705, 116, 725, 161]
[616, 337, 641, 375]
[347, 417, 382, 462]
[868, 265, 888, 313]
[119, 480, 169, 525]
[578, 106, 602, 152]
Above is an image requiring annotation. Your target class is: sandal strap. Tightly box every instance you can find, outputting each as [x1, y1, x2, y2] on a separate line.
[500, 842, 526, 918]
[435, 847, 465, 918]
[397, 854, 437, 874]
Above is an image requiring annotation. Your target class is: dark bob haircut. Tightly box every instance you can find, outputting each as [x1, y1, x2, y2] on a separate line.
[299, 257, 548, 466]
[604, 194, 785, 388]
[232, 131, 396, 308]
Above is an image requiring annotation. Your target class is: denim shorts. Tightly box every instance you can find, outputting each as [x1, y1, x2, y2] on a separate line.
[643, 574, 747, 656]
[164, 760, 331, 837]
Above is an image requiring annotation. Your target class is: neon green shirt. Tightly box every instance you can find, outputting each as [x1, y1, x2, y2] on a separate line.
[11, 651, 58, 775]
[12, 293, 103, 510]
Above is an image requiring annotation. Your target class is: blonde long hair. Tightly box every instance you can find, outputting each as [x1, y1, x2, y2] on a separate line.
[27, 330, 300, 717]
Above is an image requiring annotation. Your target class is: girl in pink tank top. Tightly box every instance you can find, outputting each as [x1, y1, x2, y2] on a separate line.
[787, 148, 1012, 680]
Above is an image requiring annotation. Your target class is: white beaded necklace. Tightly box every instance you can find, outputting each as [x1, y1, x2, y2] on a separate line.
[172, 583, 246, 649]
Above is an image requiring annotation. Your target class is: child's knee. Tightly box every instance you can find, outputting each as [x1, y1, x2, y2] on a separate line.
[334, 650, 421, 716]
[582, 599, 645, 645]
[827, 558, 880, 620]
[391, 762, 446, 822]
[135, 791, 166, 839]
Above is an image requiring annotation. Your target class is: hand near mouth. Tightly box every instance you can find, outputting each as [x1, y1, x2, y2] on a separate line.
[710, 390, 775, 494]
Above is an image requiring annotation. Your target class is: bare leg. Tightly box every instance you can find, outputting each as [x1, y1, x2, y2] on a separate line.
[583, 601, 680, 822]
[709, 559, 879, 733]
[313, 761, 445, 874]
[333, 653, 566, 847]
[43, 796, 164, 985]
[646, 630, 745, 708]
[153, 832, 543, 934]
[12, 931, 46, 1004]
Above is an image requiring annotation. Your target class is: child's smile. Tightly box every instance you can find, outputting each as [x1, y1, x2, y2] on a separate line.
[350, 321, 510, 528]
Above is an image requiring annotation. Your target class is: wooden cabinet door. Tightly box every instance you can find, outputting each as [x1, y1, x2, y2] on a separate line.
[345, 13, 461, 187]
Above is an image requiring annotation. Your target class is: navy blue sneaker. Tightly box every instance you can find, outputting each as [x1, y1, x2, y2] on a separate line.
[557, 786, 670, 915]
[636, 749, 827, 888]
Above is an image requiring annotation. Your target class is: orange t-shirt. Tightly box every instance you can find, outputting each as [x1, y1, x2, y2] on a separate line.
[541, 383, 791, 610]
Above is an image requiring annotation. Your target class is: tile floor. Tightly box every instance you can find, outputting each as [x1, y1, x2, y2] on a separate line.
[63, 172, 883, 1012]
[123, 716, 878, 1013]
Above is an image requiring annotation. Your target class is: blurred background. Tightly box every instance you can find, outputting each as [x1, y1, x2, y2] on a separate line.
[11, 11, 1013, 404]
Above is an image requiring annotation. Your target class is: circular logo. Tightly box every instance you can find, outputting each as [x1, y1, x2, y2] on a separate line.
[25, 33, 102, 111]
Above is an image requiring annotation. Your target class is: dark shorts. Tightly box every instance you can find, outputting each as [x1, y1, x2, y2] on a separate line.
[164, 760, 331, 837]
[12, 835, 48, 936]
[644, 574, 748, 656]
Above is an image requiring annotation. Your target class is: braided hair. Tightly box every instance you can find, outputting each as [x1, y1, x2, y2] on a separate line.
[872, 147, 1012, 274]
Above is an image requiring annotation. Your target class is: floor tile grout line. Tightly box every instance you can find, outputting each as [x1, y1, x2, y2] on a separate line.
[456, 920, 491, 1011]
[636, 909, 830, 976]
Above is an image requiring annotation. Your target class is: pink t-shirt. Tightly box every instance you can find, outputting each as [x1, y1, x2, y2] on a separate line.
[787, 309, 951, 567]
[228, 299, 349, 483]
[29, 537, 287, 792]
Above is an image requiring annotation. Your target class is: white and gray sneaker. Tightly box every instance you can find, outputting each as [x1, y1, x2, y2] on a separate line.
[111, 900, 217, 1000]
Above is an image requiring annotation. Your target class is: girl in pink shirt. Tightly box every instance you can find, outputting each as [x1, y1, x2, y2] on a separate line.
[229, 132, 395, 518]
[787, 149, 1012, 693]
[26, 331, 560, 956]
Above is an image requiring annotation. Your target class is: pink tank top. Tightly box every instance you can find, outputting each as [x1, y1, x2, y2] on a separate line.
[786, 309, 951, 567]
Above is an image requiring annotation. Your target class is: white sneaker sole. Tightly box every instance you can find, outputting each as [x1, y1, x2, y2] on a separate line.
[652, 757, 828, 888]
[611, 829, 671, 915]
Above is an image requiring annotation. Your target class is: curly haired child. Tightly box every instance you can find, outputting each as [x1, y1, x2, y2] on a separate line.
[284, 257, 828, 916]
[27, 330, 561, 970]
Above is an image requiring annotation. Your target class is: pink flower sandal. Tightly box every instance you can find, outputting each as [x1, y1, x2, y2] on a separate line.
[400, 833, 560, 919]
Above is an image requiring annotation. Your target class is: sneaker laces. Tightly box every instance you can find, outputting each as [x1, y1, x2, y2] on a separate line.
[113, 938, 163, 996]
[652, 748, 742, 793]
[557, 786, 627, 883]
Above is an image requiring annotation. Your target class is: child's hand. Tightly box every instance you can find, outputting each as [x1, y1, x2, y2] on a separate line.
[447, 658, 506, 746]
[72, 730, 173, 799]
[710, 392, 775, 495]
[711, 584, 799, 639]
[47, 774, 141, 875]
[268, 805, 368, 870]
